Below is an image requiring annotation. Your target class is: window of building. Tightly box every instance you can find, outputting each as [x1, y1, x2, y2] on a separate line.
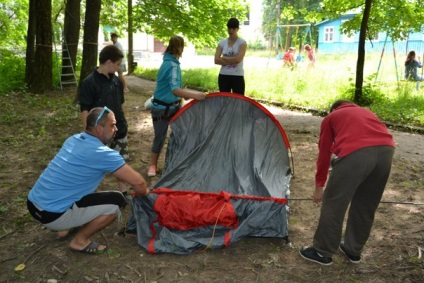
[324, 26, 334, 42]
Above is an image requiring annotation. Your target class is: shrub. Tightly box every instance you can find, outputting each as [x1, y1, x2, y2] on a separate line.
[0, 49, 26, 94]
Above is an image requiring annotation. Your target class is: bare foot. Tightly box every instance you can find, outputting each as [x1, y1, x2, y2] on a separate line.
[57, 230, 70, 239]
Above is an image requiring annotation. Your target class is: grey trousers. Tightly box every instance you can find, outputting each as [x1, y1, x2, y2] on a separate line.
[151, 107, 179, 153]
[313, 146, 395, 257]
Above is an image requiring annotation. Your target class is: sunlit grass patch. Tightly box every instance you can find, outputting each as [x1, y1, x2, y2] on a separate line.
[133, 52, 424, 128]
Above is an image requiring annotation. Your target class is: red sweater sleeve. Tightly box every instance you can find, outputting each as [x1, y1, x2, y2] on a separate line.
[315, 117, 333, 187]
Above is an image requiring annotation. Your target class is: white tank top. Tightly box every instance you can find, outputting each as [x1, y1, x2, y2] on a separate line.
[219, 38, 246, 76]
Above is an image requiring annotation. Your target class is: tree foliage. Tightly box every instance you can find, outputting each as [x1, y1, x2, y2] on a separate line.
[0, 0, 29, 50]
[262, 0, 280, 42]
[261, 0, 321, 48]
[312, 0, 424, 42]
[100, 0, 128, 36]
[130, 0, 247, 47]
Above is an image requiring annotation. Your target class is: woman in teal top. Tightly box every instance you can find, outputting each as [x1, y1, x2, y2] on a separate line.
[147, 35, 206, 177]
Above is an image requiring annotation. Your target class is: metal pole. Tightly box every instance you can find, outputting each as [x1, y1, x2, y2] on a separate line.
[418, 52, 424, 90]
[278, 24, 312, 27]
[393, 44, 399, 83]
[375, 33, 388, 83]
[275, 0, 281, 55]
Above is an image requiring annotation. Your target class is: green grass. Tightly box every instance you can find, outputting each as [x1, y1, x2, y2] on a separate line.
[133, 52, 424, 128]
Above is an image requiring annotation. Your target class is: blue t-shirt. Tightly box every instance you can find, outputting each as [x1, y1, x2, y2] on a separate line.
[28, 133, 125, 212]
[152, 53, 182, 109]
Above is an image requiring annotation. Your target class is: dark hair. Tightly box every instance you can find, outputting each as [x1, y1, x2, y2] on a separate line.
[165, 35, 185, 58]
[329, 99, 353, 112]
[86, 107, 114, 130]
[227, 18, 240, 29]
[111, 33, 118, 38]
[99, 45, 124, 64]
[405, 50, 416, 66]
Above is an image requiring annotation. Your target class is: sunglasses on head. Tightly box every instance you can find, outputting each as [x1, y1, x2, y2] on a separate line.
[94, 106, 111, 127]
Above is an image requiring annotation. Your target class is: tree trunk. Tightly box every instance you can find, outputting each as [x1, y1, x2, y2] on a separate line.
[128, 0, 134, 74]
[62, 0, 80, 85]
[29, 0, 52, 94]
[25, 0, 36, 88]
[79, 0, 101, 86]
[355, 0, 373, 103]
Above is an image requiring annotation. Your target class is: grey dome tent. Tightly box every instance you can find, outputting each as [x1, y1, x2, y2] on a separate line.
[132, 93, 292, 254]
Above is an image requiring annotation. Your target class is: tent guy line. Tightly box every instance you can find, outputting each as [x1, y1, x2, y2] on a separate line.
[289, 199, 424, 205]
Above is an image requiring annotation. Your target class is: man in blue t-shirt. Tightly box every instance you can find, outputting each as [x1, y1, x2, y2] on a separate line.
[27, 107, 149, 255]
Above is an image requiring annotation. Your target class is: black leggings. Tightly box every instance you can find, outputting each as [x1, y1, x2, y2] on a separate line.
[218, 74, 245, 95]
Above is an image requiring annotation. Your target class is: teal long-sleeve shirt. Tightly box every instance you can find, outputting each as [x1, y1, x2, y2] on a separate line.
[152, 53, 182, 109]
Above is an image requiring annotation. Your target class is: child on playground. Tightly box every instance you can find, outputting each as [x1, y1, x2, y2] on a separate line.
[405, 50, 423, 81]
[304, 44, 316, 69]
[283, 47, 296, 69]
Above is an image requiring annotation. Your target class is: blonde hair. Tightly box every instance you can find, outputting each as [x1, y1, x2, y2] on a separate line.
[165, 35, 185, 58]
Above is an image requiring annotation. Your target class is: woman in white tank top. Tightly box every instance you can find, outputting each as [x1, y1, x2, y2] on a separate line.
[214, 18, 247, 95]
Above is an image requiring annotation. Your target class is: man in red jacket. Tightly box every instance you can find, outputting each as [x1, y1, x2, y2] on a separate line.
[300, 100, 395, 265]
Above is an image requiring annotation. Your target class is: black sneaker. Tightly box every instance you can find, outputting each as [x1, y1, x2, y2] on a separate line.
[299, 246, 333, 266]
[339, 244, 361, 263]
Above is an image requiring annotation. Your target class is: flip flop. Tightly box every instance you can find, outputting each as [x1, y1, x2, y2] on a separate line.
[72, 241, 108, 255]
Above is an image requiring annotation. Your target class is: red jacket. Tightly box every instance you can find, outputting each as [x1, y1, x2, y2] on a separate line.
[283, 51, 294, 65]
[315, 103, 395, 187]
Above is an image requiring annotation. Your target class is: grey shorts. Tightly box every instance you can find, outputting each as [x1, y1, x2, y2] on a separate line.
[42, 191, 126, 231]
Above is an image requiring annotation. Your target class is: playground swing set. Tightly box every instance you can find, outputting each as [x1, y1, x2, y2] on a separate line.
[270, 24, 313, 62]
[375, 33, 424, 90]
